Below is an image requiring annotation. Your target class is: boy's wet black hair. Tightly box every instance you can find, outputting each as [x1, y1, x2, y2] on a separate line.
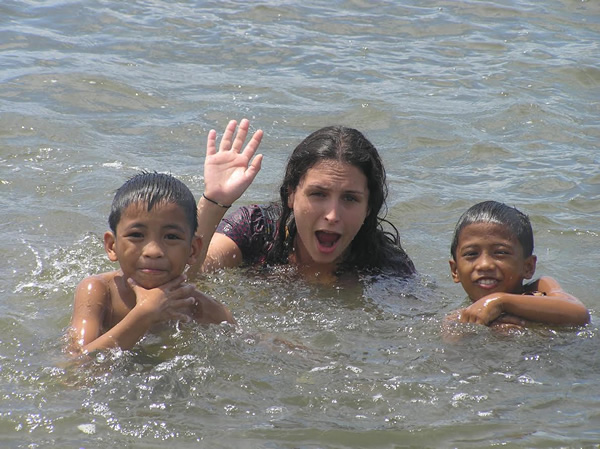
[108, 171, 198, 236]
[450, 200, 534, 260]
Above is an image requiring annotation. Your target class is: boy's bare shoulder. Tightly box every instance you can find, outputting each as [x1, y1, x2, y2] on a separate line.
[75, 271, 120, 299]
[523, 275, 561, 295]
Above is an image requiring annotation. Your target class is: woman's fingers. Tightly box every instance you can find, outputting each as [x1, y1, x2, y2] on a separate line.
[206, 129, 218, 156]
[218, 119, 238, 152]
[207, 118, 262, 159]
[241, 127, 263, 159]
[230, 118, 249, 153]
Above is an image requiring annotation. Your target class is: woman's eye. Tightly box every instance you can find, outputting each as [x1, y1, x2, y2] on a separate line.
[343, 194, 359, 203]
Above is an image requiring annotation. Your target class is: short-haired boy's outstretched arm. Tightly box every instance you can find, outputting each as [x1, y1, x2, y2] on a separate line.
[457, 276, 590, 327]
[189, 288, 236, 325]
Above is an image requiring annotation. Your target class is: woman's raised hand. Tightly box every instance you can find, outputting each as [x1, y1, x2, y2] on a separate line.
[203, 118, 263, 206]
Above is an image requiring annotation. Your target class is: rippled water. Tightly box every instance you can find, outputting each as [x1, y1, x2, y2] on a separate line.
[1, 1, 599, 447]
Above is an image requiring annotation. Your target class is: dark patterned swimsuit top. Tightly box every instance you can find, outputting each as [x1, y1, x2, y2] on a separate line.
[216, 203, 282, 265]
[216, 203, 416, 276]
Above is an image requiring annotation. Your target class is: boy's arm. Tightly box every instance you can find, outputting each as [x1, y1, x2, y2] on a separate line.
[441, 309, 464, 342]
[191, 290, 236, 325]
[68, 275, 197, 354]
[459, 276, 590, 326]
[188, 119, 263, 278]
[76, 302, 157, 354]
[68, 276, 111, 354]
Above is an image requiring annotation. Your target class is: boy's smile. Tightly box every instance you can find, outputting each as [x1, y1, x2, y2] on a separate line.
[104, 201, 199, 289]
[449, 222, 536, 302]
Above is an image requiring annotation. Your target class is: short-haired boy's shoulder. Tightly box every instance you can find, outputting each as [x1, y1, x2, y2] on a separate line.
[75, 271, 118, 299]
[534, 275, 563, 292]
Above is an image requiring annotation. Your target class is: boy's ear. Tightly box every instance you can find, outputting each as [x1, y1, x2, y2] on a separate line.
[186, 235, 203, 266]
[449, 259, 461, 283]
[104, 231, 118, 262]
[523, 254, 537, 279]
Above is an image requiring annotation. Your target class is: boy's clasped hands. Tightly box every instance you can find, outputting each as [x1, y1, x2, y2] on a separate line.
[127, 275, 204, 325]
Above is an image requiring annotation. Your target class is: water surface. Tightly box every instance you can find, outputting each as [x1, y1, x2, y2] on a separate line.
[1, 1, 599, 447]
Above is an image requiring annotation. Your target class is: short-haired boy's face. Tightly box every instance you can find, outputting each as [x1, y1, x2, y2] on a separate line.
[104, 201, 199, 289]
[449, 222, 536, 302]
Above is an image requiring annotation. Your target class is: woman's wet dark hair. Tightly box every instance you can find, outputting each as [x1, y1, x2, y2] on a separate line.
[108, 171, 198, 236]
[267, 126, 415, 276]
[450, 200, 534, 260]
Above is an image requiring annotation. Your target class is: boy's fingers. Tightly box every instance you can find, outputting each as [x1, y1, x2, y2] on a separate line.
[127, 278, 142, 293]
[172, 312, 192, 323]
[161, 275, 186, 291]
[169, 285, 196, 300]
[169, 296, 196, 309]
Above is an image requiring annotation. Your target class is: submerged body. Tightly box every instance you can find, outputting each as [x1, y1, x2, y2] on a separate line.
[446, 202, 589, 332]
[69, 174, 234, 355]
[189, 119, 415, 281]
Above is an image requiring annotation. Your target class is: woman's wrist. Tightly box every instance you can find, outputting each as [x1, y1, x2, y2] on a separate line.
[201, 193, 231, 209]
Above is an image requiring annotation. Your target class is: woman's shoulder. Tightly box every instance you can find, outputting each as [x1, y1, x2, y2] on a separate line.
[223, 202, 280, 222]
[217, 203, 282, 263]
[375, 230, 416, 276]
[219, 203, 281, 233]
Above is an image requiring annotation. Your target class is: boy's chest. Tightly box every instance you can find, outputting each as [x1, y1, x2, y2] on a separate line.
[104, 282, 137, 329]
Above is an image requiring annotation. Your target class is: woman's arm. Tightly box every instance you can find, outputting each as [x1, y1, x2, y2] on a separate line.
[201, 232, 244, 272]
[459, 276, 590, 326]
[188, 119, 263, 278]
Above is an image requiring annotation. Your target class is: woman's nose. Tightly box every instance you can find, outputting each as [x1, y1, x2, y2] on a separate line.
[324, 200, 341, 222]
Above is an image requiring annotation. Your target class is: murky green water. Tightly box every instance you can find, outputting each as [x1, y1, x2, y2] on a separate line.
[1, 1, 599, 447]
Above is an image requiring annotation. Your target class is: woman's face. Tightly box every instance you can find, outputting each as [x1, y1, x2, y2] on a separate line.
[287, 160, 370, 270]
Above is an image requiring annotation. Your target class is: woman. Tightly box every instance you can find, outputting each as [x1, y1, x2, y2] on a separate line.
[188, 119, 415, 280]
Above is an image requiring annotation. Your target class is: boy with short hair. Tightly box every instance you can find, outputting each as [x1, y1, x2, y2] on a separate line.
[446, 200, 589, 330]
[68, 172, 235, 355]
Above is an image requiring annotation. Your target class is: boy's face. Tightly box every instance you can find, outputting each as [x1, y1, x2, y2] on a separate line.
[449, 222, 536, 302]
[104, 201, 199, 289]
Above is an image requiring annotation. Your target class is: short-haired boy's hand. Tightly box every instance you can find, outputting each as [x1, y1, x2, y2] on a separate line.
[459, 294, 504, 326]
[190, 289, 236, 325]
[128, 275, 197, 325]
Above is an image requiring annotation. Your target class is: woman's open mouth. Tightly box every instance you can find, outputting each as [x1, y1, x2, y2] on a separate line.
[315, 231, 341, 253]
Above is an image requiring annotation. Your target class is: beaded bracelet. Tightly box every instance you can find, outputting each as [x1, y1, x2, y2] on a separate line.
[202, 193, 231, 209]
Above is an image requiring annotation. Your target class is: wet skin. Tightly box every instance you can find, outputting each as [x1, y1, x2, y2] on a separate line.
[287, 160, 369, 273]
[104, 201, 199, 290]
[449, 222, 536, 302]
